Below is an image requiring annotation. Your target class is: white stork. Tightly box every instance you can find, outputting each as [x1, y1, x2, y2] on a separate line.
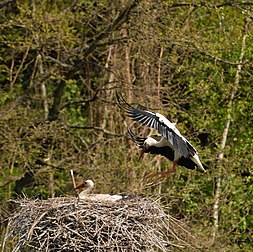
[117, 93, 206, 185]
[75, 179, 128, 202]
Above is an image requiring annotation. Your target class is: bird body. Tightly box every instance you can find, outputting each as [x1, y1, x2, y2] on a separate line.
[143, 136, 205, 172]
[128, 128, 202, 171]
[117, 93, 206, 184]
[75, 180, 127, 202]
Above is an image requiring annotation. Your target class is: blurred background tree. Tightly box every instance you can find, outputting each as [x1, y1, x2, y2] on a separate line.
[0, 0, 253, 250]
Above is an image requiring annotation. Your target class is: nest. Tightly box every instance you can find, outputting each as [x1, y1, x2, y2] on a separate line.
[3, 196, 196, 252]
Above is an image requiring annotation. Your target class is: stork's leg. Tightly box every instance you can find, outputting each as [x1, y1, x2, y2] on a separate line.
[146, 160, 177, 179]
[145, 160, 178, 186]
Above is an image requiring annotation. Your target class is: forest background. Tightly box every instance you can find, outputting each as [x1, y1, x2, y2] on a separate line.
[0, 0, 253, 251]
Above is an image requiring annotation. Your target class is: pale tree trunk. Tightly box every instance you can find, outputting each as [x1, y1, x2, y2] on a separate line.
[37, 54, 49, 120]
[31, 2, 48, 120]
[124, 34, 132, 101]
[212, 17, 251, 241]
[44, 154, 55, 198]
[31, 0, 53, 196]
[119, 7, 136, 189]
[156, 46, 164, 197]
[92, 43, 116, 137]
[37, 54, 54, 196]
[49, 172, 55, 197]
[105, 44, 116, 133]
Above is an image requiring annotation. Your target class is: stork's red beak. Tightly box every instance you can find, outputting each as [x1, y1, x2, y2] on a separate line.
[139, 146, 147, 160]
[75, 183, 85, 190]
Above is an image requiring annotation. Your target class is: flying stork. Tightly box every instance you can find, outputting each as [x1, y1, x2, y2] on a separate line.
[116, 93, 206, 185]
[75, 179, 128, 202]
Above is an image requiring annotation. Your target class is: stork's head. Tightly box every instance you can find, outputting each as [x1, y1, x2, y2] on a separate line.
[139, 137, 157, 160]
[75, 179, 95, 190]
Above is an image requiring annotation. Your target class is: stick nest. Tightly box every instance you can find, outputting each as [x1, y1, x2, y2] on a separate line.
[4, 196, 196, 251]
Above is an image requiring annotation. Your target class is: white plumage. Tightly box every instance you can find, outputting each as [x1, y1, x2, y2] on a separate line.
[75, 180, 127, 202]
[117, 93, 206, 185]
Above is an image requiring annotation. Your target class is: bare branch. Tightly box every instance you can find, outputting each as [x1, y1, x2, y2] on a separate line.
[169, 2, 253, 8]
[60, 89, 99, 110]
[69, 125, 124, 137]
[82, 0, 140, 58]
[44, 56, 71, 68]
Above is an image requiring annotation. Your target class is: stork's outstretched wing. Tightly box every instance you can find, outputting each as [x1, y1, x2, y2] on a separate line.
[117, 93, 197, 158]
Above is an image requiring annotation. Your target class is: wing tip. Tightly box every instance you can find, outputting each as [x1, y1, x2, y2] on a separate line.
[115, 92, 134, 113]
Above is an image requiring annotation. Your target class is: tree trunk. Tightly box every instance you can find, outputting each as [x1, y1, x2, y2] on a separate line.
[156, 46, 163, 197]
[37, 54, 49, 120]
[212, 17, 251, 241]
[48, 80, 66, 121]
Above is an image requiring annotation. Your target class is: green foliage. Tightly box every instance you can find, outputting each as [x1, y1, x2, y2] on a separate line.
[1, 0, 253, 250]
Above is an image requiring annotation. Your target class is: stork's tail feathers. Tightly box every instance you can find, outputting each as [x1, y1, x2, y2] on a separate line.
[192, 154, 206, 172]
[124, 123, 146, 146]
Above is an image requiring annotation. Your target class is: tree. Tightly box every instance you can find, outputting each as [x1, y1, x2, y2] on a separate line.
[1, 1, 253, 250]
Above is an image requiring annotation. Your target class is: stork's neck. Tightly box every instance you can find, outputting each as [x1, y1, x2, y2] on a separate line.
[80, 184, 94, 195]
